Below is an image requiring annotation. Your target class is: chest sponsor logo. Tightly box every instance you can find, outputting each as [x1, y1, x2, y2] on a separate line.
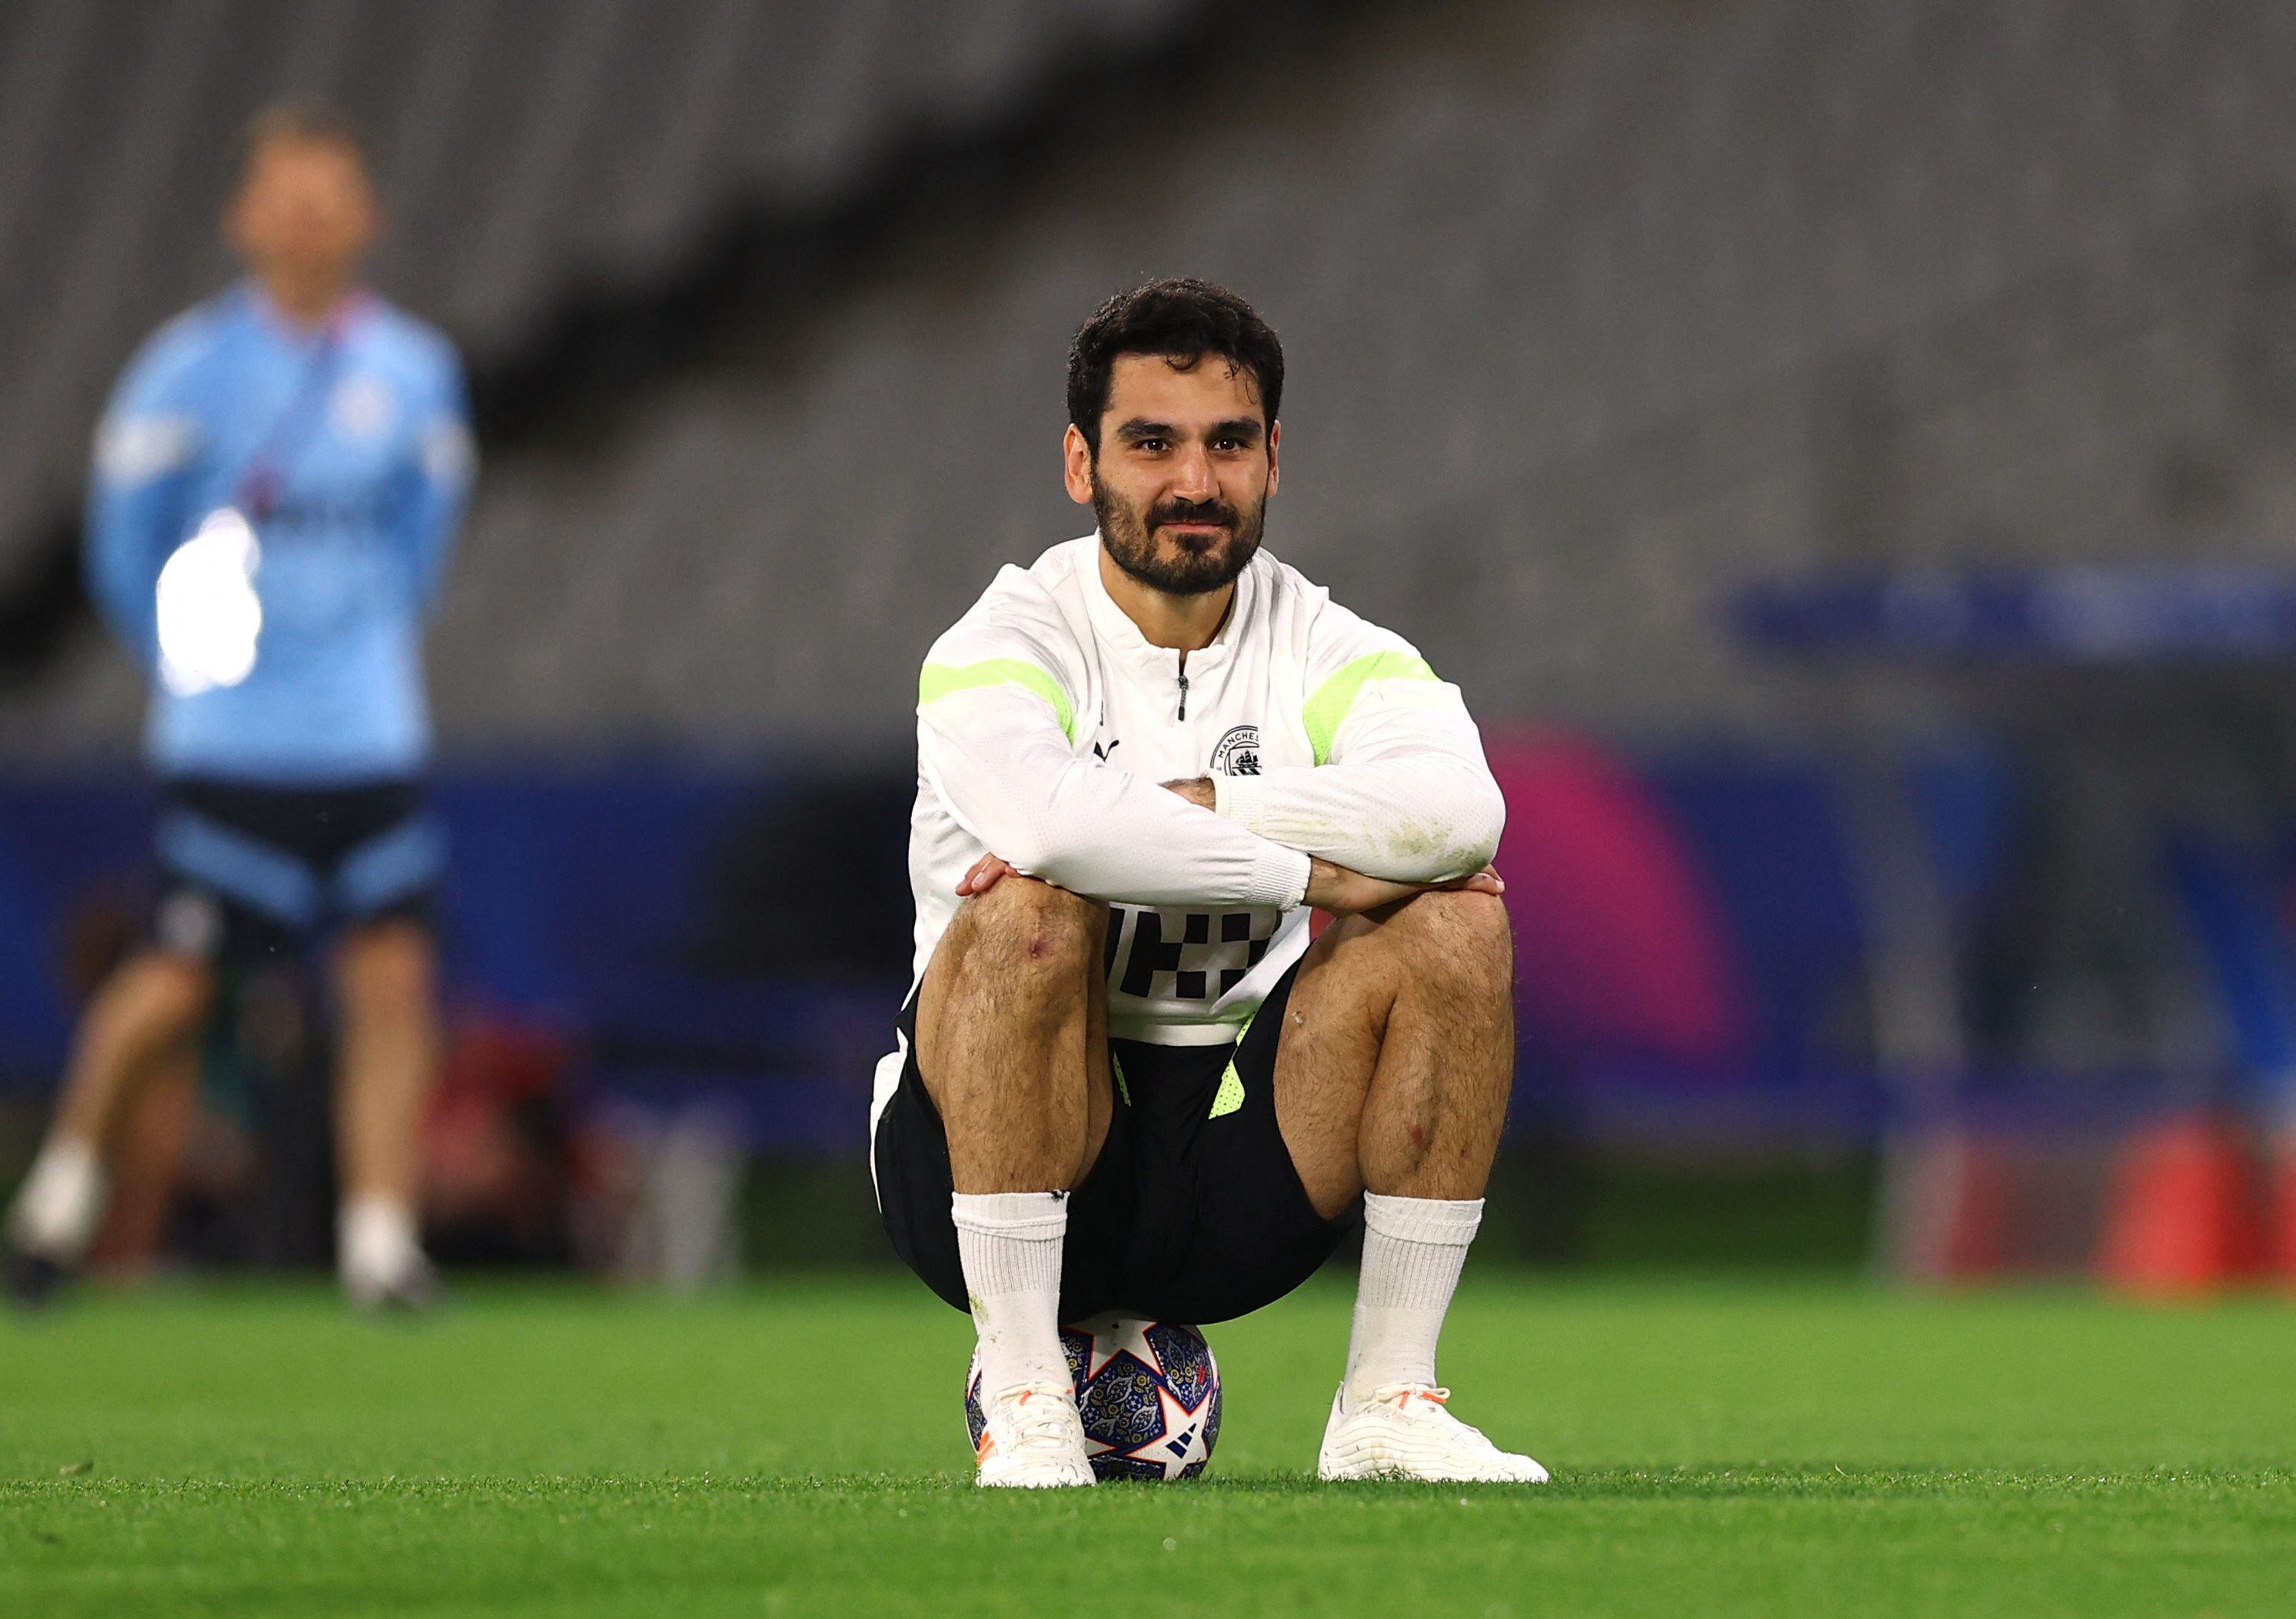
[1210, 723, 1261, 776]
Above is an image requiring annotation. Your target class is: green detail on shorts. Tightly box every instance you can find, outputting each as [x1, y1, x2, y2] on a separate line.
[1209, 1006, 1257, 1119]
[1110, 1052, 1131, 1106]
[918, 658, 1076, 742]
[1303, 652, 1439, 763]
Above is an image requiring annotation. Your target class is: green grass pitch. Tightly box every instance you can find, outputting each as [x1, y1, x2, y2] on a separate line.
[2, 1274, 2291, 1616]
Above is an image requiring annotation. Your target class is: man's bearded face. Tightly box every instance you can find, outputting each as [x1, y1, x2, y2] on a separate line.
[1086, 354, 1273, 597]
[1091, 474, 1266, 597]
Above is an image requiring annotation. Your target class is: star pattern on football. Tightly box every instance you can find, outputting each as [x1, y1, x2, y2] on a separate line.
[1080, 1322, 1141, 1382]
[1090, 1383, 1213, 1480]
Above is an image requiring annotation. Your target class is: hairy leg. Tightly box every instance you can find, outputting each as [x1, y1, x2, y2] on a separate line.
[1273, 889, 1515, 1218]
[48, 949, 214, 1152]
[914, 876, 1112, 1193]
[1274, 890, 1541, 1467]
[915, 876, 1113, 1451]
[331, 918, 441, 1206]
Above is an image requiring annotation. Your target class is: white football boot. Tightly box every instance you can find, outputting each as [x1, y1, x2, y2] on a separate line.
[974, 1380, 1096, 1488]
[341, 1249, 444, 1312]
[1317, 1384, 1551, 1483]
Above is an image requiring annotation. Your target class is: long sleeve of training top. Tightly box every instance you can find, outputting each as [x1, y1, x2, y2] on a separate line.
[1212, 602, 1506, 883]
[87, 320, 209, 669]
[394, 350, 473, 613]
[917, 619, 1312, 911]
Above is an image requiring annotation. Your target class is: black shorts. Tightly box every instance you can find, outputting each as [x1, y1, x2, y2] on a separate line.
[148, 776, 444, 965]
[872, 959, 1348, 1325]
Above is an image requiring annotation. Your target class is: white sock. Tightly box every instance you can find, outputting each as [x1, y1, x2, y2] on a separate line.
[1343, 1192, 1484, 1407]
[338, 1193, 423, 1293]
[951, 1190, 1070, 1396]
[8, 1135, 105, 1262]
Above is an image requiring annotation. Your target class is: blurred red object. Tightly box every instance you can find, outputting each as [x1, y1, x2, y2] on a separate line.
[422, 1013, 581, 1243]
[2095, 1114, 2267, 1296]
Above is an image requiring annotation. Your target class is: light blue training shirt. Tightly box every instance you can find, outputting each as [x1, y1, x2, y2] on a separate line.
[86, 281, 474, 785]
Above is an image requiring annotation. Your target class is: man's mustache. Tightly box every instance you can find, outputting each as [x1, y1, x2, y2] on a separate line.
[1150, 499, 1237, 530]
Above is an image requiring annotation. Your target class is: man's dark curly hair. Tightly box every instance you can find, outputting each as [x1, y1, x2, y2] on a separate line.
[1066, 278, 1284, 456]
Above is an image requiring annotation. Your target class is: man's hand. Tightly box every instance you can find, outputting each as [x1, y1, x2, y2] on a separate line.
[956, 853, 1019, 896]
[1305, 858, 1505, 916]
[1161, 777, 1216, 810]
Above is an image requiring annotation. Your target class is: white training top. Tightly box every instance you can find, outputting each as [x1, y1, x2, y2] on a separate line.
[895, 534, 1506, 1052]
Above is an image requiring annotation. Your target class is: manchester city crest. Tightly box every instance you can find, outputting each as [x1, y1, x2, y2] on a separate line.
[1210, 723, 1261, 776]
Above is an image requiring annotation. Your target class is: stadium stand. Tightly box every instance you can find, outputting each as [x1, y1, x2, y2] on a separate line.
[8, 0, 2296, 756]
[413, 0, 2296, 749]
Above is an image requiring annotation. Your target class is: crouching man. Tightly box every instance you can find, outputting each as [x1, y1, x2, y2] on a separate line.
[872, 278, 1547, 1487]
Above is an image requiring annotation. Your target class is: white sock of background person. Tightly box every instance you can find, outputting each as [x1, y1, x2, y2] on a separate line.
[338, 1192, 424, 1294]
[8, 1135, 106, 1262]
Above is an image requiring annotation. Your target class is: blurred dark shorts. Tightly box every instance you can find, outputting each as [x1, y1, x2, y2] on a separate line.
[871, 957, 1347, 1325]
[148, 776, 444, 966]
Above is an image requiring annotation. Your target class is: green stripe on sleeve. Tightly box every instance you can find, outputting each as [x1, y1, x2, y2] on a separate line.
[1302, 651, 1438, 763]
[918, 657, 1077, 742]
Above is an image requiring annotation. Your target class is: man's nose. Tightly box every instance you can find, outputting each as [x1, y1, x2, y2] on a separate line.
[1169, 441, 1217, 500]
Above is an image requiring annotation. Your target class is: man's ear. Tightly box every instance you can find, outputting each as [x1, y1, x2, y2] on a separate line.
[1062, 423, 1095, 506]
[1266, 419, 1280, 497]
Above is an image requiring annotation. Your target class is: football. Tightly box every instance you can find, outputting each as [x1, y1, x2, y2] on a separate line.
[965, 1314, 1223, 1481]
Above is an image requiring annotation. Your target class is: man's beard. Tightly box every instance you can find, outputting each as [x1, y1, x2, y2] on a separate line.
[1093, 474, 1266, 597]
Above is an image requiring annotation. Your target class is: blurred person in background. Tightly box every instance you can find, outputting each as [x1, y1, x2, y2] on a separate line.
[4, 106, 473, 1310]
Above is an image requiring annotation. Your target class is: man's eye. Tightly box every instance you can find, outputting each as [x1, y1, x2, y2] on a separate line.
[1136, 438, 1166, 453]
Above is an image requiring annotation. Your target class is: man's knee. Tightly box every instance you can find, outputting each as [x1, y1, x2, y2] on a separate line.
[1383, 888, 1512, 993]
[949, 877, 1104, 985]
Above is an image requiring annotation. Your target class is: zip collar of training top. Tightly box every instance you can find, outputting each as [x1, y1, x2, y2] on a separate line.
[1077, 532, 1254, 678]
[235, 278, 378, 347]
